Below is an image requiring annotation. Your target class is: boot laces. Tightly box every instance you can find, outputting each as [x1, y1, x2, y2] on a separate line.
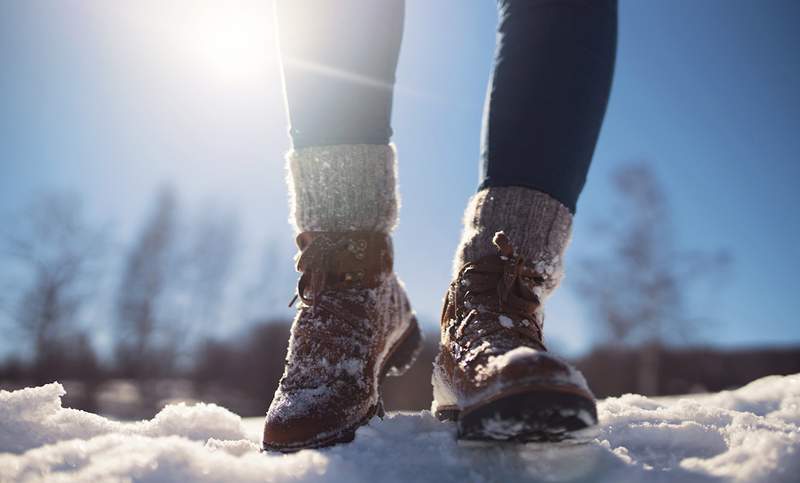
[287, 234, 354, 319]
[452, 231, 547, 352]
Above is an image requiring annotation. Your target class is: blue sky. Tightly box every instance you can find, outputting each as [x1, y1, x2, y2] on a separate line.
[1, 0, 798, 357]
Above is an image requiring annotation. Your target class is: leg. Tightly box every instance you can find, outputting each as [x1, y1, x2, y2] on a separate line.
[436, 0, 618, 442]
[480, 0, 618, 213]
[263, 1, 421, 452]
[277, 0, 405, 234]
[455, 0, 617, 273]
[277, 0, 404, 149]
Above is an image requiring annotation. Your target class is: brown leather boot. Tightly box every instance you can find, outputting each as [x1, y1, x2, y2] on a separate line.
[433, 232, 597, 442]
[262, 231, 421, 452]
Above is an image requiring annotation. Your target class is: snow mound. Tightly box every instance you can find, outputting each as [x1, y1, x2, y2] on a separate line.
[1, 375, 799, 483]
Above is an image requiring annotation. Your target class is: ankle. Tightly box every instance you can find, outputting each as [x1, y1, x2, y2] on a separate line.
[453, 186, 572, 291]
[287, 144, 399, 233]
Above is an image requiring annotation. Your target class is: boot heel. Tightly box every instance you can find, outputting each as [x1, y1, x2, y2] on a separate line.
[383, 317, 422, 378]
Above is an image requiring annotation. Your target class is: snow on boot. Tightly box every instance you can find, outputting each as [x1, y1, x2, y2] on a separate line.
[262, 231, 420, 451]
[263, 145, 420, 451]
[433, 187, 596, 442]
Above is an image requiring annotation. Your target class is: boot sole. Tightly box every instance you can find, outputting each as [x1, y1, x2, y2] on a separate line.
[262, 317, 422, 452]
[436, 384, 598, 444]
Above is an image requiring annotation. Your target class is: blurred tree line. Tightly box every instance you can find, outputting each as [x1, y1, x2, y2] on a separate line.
[0, 184, 265, 415]
[1, 164, 798, 419]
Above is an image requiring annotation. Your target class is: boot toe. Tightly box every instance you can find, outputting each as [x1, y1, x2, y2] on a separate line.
[476, 346, 592, 400]
[262, 387, 375, 451]
[263, 411, 336, 451]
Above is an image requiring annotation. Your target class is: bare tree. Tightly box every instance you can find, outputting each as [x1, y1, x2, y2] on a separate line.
[4, 192, 106, 383]
[114, 187, 239, 378]
[172, 202, 239, 349]
[115, 186, 180, 378]
[576, 162, 729, 394]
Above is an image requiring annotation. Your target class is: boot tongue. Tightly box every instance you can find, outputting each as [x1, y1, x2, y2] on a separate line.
[291, 231, 393, 309]
[460, 232, 547, 348]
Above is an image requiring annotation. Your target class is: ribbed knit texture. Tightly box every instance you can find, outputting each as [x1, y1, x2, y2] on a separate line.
[287, 144, 399, 233]
[453, 186, 573, 289]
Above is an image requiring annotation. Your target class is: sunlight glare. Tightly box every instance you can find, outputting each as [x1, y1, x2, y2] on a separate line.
[174, 4, 272, 83]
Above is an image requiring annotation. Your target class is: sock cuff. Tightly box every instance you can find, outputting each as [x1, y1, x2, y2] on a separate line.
[287, 144, 399, 233]
[453, 186, 573, 287]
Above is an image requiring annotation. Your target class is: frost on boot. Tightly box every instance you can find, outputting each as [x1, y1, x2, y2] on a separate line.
[262, 231, 420, 452]
[433, 232, 596, 443]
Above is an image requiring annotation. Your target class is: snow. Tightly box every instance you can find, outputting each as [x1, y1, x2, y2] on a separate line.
[498, 315, 515, 328]
[480, 347, 591, 396]
[2, 375, 799, 483]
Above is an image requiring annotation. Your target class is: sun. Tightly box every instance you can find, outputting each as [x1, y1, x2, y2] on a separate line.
[172, 3, 273, 83]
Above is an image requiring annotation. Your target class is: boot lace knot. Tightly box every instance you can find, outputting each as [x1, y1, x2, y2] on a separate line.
[288, 231, 392, 315]
[446, 231, 548, 353]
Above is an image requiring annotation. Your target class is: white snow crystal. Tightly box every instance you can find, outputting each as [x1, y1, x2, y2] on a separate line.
[486, 346, 539, 372]
[478, 348, 591, 393]
[498, 315, 514, 328]
[1, 374, 799, 482]
[340, 358, 364, 377]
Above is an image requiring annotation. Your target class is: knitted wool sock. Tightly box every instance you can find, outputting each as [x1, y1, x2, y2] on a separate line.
[287, 144, 399, 233]
[453, 186, 573, 291]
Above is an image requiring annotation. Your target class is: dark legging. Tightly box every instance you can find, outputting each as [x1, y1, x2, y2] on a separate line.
[276, 0, 617, 213]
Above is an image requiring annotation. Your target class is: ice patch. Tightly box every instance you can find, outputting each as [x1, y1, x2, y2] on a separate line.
[1, 374, 799, 482]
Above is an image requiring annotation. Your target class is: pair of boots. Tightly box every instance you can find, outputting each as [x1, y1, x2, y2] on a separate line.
[262, 145, 595, 451]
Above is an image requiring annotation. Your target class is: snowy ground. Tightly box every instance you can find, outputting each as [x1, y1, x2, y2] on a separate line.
[1, 375, 798, 483]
